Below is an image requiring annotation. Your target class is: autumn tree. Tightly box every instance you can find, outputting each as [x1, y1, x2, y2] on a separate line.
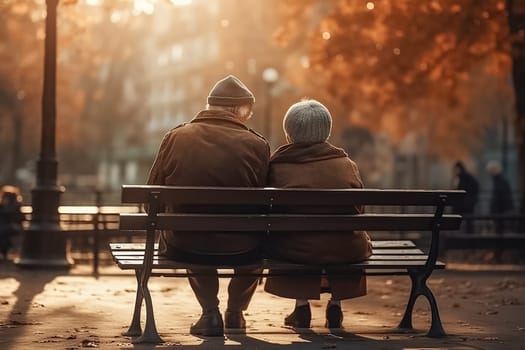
[276, 0, 524, 202]
[277, 0, 510, 152]
[0, 1, 45, 183]
[59, 1, 150, 175]
[0, 0, 150, 187]
[507, 0, 525, 218]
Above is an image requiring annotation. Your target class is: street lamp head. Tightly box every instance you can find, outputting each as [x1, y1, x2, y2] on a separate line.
[262, 67, 279, 84]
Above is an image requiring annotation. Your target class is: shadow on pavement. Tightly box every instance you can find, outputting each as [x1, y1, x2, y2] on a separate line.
[0, 262, 61, 350]
[115, 330, 484, 350]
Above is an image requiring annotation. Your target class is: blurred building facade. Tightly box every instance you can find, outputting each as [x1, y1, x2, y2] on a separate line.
[99, 0, 291, 190]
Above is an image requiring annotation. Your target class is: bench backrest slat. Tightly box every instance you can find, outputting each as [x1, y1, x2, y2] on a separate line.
[121, 186, 464, 207]
[119, 213, 462, 232]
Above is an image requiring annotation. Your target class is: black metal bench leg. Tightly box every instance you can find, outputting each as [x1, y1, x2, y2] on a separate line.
[132, 193, 163, 344]
[397, 269, 446, 337]
[132, 281, 163, 343]
[397, 270, 418, 331]
[420, 284, 446, 338]
[122, 269, 143, 337]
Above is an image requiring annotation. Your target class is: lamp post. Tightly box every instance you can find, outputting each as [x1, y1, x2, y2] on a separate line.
[262, 67, 279, 146]
[17, 0, 72, 268]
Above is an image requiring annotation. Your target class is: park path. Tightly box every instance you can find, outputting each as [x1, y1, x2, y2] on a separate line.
[0, 263, 524, 349]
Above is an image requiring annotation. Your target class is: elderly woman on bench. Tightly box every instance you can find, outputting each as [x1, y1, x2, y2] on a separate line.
[264, 99, 372, 329]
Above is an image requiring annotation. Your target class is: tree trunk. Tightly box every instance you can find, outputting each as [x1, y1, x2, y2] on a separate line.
[507, 0, 525, 228]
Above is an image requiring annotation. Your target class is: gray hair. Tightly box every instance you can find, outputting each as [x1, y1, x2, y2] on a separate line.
[206, 103, 253, 122]
[283, 99, 332, 143]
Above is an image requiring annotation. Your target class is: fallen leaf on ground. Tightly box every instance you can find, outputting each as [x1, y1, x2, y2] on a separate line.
[353, 311, 375, 315]
[80, 339, 99, 348]
[9, 320, 42, 325]
[502, 298, 521, 305]
[482, 337, 500, 341]
[34, 339, 61, 343]
[497, 280, 521, 290]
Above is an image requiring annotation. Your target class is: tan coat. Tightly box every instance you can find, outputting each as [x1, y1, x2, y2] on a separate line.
[264, 142, 372, 300]
[147, 110, 270, 256]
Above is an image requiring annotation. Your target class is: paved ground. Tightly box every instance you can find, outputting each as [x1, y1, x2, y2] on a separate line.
[0, 262, 524, 350]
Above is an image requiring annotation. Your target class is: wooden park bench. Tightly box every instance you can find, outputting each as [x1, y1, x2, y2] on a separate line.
[110, 185, 464, 343]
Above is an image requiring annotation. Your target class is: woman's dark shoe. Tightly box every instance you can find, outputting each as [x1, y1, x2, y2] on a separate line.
[325, 303, 344, 329]
[284, 304, 311, 328]
[224, 310, 246, 330]
[190, 308, 224, 336]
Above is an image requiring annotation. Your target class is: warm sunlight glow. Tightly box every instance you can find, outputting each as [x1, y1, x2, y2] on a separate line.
[170, 0, 193, 5]
[85, 0, 103, 6]
[300, 55, 310, 69]
[322, 31, 331, 40]
[366, 1, 375, 10]
[110, 11, 122, 23]
[133, 0, 154, 15]
[83, 0, 192, 12]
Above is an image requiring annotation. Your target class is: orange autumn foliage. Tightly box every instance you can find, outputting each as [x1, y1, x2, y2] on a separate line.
[275, 0, 513, 160]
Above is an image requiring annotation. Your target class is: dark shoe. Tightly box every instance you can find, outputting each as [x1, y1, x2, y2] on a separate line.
[224, 310, 246, 330]
[284, 304, 311, 328]
[325, 303, 344, 329]
[190, 309, 224, 336]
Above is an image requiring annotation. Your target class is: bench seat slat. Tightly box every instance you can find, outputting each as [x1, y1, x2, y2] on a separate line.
[119, 213, 462, 231]
[112, 254, 428, 261]
[371, 241, 415, 248]
[109, 240, 417, 251]
[110, 248, 425, 257]
[115, 259, 445, 270]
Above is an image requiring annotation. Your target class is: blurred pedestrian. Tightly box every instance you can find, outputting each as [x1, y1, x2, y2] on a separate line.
[263, 99, 372, 329]
[452, 161, 480, 233]
[486, 160, 514, 234]
[0, 186, 24, 260]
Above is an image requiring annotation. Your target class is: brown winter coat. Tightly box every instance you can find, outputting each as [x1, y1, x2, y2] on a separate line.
[147, 109, 270, 256]
[264, 142, 372, 300]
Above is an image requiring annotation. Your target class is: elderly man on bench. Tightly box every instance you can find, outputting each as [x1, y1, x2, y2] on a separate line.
[146, 75, 270, 336]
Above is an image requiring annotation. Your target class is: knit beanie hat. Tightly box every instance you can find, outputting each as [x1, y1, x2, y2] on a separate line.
[283, 99, 332, 143]
[207, 75, 255, 106]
